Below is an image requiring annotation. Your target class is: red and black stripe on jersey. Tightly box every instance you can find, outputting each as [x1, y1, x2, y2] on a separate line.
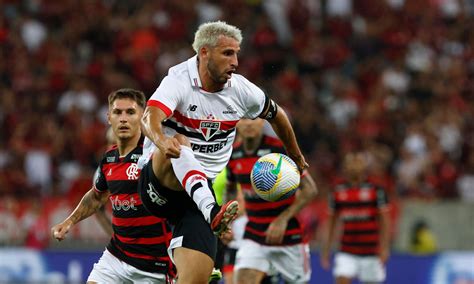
[226, 135, 304, 245]
[95, 145, 173, 274]
[329, 181, 389, 256]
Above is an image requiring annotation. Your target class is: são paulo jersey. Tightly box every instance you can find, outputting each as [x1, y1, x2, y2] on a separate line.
[139, 55, 267, 179]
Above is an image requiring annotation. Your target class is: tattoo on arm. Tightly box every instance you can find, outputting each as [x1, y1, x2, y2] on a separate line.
[68, 189, 109, 225]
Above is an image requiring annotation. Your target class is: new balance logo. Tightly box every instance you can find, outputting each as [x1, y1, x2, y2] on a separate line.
[187, 104, 198, 111]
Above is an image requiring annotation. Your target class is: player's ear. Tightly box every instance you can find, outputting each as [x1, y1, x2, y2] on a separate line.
[199, 46, 209, 59]
[107, 111, 111, 125]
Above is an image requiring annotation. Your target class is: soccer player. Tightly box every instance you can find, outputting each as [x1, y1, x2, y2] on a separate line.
[320, 151, 391, 284]
[226, 118, 317, 284]
[51, 89, 175, 283]
[137, 21, 308, 283]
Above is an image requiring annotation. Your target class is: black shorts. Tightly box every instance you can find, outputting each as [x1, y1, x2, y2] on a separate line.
[138, 160, 217, 261]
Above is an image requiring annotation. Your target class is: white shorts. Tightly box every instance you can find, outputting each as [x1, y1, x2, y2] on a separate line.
[235, 239, 311, 283]
[333, 252, 386, 282]
[87, 249, 169, 284]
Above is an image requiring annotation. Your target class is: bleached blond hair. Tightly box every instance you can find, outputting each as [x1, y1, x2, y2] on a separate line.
[192, 21, 243, 53]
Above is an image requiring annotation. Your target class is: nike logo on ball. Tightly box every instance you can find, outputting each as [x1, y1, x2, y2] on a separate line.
[271, 156, 283, 175]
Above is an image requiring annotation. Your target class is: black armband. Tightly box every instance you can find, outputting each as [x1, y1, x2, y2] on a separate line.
[259, 96, 278, 120]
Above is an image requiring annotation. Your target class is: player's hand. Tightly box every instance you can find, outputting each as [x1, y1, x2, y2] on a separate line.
[51, 219, 73, 241]
[160, 137, 181, 158]
[291, 154, 309, 173]
[379, 247, 390, 264]
[320, 250, 331, 270]
[265, 216, 288, 245]
[219, 229, 234, 245]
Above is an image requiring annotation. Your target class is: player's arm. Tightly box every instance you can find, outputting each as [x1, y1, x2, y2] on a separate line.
[51, 188, 110, 241]
[141, 106, 181, 158]
[378, 208, 391, 263]
[321, 191, 339, 270]
[377, 186, 391, 263]
[265, 172, 318, 245]
[95, 205, 113, 236]
[260, 101, 308, 171]
[321, 211, 339, 270]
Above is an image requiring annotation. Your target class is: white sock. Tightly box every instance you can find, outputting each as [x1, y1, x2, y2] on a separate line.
[171, 146, 216, 223]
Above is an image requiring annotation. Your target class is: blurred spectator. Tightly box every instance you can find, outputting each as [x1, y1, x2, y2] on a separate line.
[21, 201, 50, 249]
[0, 0, 472, 247]
[410, 220, 438, 254]
[57, 77, 98, 115]
[20, 15, 47, 53]
[457, 151, 474, 202]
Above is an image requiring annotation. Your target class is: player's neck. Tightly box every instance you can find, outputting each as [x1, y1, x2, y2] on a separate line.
[348, 175, 365, 185]
[117, 134, 140, 157]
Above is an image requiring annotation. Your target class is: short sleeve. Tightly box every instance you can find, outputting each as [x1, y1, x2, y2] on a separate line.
[147, 76, 182, 117]
[239, 78, 266, 119]
[94, 165, 108, 193]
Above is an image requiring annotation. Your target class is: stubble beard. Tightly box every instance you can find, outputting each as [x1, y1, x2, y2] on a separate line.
[207, 60, 227, 85]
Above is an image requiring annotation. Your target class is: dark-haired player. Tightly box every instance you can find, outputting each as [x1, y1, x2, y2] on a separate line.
[52, 89, 174, 283]
[226, 118, 317, 284]
[321, 151, 390, 284]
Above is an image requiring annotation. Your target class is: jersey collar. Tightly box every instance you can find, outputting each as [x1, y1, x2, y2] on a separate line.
[187, 55, 202, 88]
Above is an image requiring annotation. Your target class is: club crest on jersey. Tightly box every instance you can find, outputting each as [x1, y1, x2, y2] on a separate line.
[126, 163, 139, 180]
[200, 121, 221, 141]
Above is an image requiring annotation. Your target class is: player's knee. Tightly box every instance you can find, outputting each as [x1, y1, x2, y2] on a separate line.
[235, 269, 259, 284]
[152, 150, 172, 175]
[174, 134, 191, 147]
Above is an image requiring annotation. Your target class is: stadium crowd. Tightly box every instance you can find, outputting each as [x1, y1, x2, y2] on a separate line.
[0, 0, 473, 248]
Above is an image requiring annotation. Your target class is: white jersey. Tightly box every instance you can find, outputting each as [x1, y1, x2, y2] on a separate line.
[139, 55, 266, 179]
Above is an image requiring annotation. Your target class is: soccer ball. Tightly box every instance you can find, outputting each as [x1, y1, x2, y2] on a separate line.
[250, 153, 300, 202]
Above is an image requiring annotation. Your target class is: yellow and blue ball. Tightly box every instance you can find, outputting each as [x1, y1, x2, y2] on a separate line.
[250, 153, 300, 202]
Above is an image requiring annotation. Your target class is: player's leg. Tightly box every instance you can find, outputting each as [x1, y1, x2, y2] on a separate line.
[234, 239, 270, 284]
[173, 247, 214, 284]
[87, 249, 132, 284]
[169, 206, 219, 284]
[222, 247, 238, 284]
[333, 253, 357, 284]
[335, 277, 352, 284]
[151, 134, 238, 234]
[358, 256, 386, 284]
[209, 239, 226, 284]
[235, 268, 266, 284]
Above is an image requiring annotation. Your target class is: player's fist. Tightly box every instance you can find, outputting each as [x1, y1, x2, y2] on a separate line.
[160, 137, 182, 158]
[219, 230, 234, 245]
[290, 154, 309, 173]
[51, 219, 73, 241]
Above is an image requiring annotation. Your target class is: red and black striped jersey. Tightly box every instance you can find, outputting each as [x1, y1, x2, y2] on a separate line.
[226, 135, 305, 246]
[95, 145, 173, 274]
[329, 180, 390, 256]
